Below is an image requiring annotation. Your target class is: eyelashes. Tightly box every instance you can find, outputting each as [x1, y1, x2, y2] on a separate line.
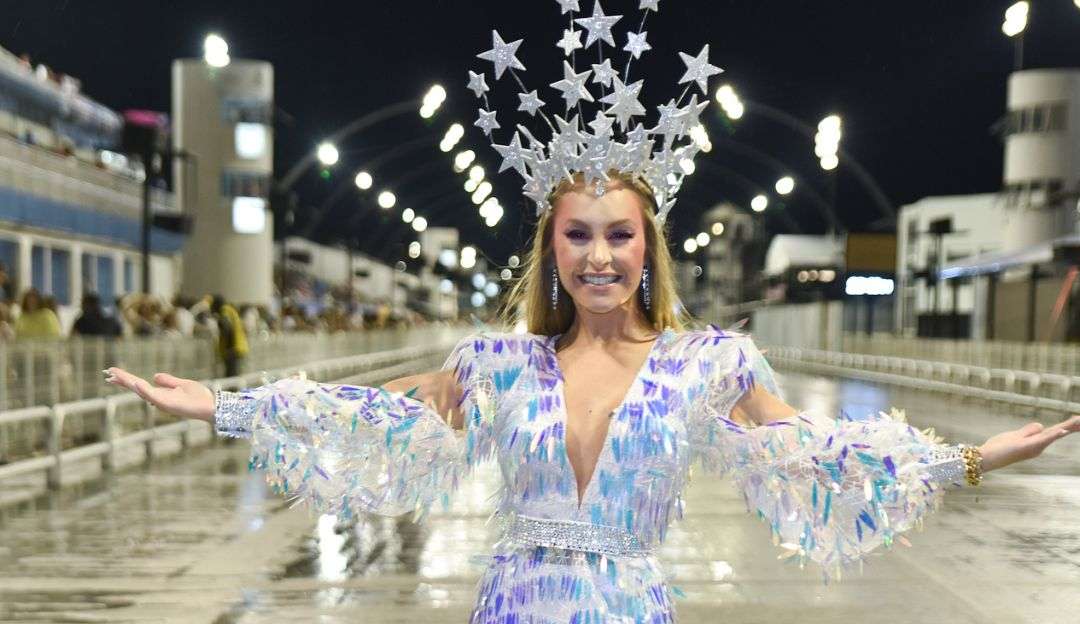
[564, 230, 635, 241]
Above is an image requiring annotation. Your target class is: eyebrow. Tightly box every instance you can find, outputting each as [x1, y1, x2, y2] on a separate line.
[564, 218, 637, 229]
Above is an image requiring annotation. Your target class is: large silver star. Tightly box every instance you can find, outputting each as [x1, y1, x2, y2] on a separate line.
[550, 60, 594, 110]
[475, 108, 500, 136]
[477, 30, 526, 80]
[467, 71, 489, 98]
[556, 28, 583, 56]
[624, 31, 651, 59]
[493, 132, 534, 177]
[590, 58, 618, 87]
[517, 90, 545, 116]
[678, 44, 723, 94]
[556, 0, 581, 14]
[639, 0, 660, 11]
[600, 77, 646, 128]
[574, 0, 622, 49]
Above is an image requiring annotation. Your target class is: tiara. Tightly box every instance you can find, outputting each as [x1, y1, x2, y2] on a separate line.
[468, 0, 722, 221]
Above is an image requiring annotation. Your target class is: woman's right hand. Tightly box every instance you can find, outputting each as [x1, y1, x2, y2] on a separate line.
[104, 367, 216, 422]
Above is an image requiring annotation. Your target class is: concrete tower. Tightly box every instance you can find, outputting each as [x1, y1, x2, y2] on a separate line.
[172, 58, 274, 305]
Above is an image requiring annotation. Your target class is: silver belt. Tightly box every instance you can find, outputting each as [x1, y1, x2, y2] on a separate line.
[505, 514, 651, 557]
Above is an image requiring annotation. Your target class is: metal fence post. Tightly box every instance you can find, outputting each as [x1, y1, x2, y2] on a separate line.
[49, 348, 60, 406]
[47, 405, 63, 490]
[23, 346, 34, 408]
[143, 400, 155, 463]
[103, 397, 118, 472]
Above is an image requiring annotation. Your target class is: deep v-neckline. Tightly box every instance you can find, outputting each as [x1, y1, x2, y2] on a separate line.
[547, 330, 667, 510]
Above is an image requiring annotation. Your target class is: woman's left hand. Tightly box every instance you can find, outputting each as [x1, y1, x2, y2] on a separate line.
[979, 415, 1080, 472]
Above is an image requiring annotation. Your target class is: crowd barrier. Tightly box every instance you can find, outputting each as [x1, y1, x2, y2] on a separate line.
[0, 326, 456, 410]
[0, 334, 465, 503]
[839, 333, 1080, 377]
[766, 345, 1080, 414]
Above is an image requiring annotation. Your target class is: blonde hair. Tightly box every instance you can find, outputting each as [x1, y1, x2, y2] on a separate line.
[500, 171, 686, 335]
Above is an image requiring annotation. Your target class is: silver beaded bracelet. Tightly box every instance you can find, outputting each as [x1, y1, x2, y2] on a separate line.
[925, 444, 967, 484]
[213, 389, 256, 438]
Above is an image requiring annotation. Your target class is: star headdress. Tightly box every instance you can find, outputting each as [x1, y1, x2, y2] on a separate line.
[468, 0, 722, 222]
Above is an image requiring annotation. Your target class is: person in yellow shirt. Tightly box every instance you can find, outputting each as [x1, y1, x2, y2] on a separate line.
[210, 294, 248, 377]
[15, 288, 61, 339]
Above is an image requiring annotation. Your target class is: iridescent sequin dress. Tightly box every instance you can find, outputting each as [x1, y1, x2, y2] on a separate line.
[215, 327, 967, 623]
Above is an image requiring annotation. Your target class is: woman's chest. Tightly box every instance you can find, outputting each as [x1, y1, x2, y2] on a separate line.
[492, 347, 694, 513]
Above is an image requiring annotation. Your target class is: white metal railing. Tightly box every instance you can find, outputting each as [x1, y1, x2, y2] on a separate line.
[837, 333, 1080, 377]
[766, 344, 1080, 414]
[0, 326, 459, 411]
[0, 336, 465, 497]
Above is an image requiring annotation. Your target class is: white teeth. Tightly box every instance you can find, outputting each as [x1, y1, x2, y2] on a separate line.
[581, 275, 619, 285]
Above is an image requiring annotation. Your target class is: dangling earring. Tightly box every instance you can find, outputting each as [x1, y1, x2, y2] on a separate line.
[551, 265, 559, 310]
[641, 263, 651, 311]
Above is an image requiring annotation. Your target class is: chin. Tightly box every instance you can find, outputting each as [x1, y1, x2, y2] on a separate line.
[571, 292, 634, 315]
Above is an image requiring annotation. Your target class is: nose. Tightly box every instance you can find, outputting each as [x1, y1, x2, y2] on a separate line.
[587, 237, 613, 267]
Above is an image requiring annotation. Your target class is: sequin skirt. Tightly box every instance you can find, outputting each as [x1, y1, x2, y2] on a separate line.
[469, 539, 676, 623]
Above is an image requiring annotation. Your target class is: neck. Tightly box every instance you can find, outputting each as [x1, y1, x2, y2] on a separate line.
[564, 300, 655, 346]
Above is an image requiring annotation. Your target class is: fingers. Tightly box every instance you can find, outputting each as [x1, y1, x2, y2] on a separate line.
[104, 367, 161, 406]
[1020, 422, 1045, 436]
[153, 372, 185, 389]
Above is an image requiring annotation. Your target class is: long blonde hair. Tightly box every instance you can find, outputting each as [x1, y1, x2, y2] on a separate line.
[500, 171, 686, 335]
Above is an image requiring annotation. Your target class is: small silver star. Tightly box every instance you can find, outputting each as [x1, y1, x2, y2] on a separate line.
[517, 90, 545, 116]
[556, 28, 583, 57]
[678, 44, 723, 95]
[550, 60, 594, 110]
[556, 0, 581, 14]
[467, 71, 489, 98]
[676, 93, 709, 135]
[651, 98, 688, 139]
[475, 108, 500, 136]
[624, 31, 651, 59]
[626, 124, 649, 144]
[591, 58, 618, 88]
[574, 0, 622, 49]
[493, 132, 534, 177]
[587, 111, 615, 137]
[639, 0, 660, 11]
[600, 77, 646, 128]
[477, 30, 526, 80]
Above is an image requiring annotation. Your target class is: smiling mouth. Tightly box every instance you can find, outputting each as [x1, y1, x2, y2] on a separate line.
[579, 274, 621, 286]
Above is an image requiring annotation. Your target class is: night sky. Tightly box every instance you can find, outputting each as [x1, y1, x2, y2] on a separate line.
[5, 1, 1079, 268]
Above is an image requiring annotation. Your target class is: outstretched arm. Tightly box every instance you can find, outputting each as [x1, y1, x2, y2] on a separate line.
[733, 380, 1080, 474]
[687, 330, 1080, 581]
[105, 333, 503, 519]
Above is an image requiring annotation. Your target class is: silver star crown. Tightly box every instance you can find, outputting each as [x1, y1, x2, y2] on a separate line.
[468, 0, 723, 221]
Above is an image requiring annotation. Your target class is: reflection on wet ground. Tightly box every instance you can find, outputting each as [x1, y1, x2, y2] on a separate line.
[1, 370, 1078, 623]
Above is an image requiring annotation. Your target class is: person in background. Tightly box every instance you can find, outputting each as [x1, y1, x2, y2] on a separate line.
[161, 309, 182, 339]
[0, 261, 14, 303]
[211, 294, 248, 377]
[171, 295, 195, 337]
[15, 288, 61, 339]
[71, 292, 121, 337]
[0, 302, 15, 341]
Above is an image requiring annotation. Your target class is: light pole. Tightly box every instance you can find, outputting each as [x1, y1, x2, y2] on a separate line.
[1002, 1, 1030, 71]
[716, 85, 895, 221]
[816, 114, 842, 233]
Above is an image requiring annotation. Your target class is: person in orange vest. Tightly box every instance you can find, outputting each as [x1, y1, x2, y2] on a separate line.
[211, 294, 248, 377]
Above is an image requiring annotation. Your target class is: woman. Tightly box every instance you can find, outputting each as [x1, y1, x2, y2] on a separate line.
[106, 173, 1080, 622]
[15, 287, 61, 339]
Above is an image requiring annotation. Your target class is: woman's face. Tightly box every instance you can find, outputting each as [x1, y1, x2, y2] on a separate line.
[551, 186, 648, 316]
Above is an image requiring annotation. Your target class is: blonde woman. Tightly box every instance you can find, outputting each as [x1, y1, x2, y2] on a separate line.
[106, 172, 1079, 621]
